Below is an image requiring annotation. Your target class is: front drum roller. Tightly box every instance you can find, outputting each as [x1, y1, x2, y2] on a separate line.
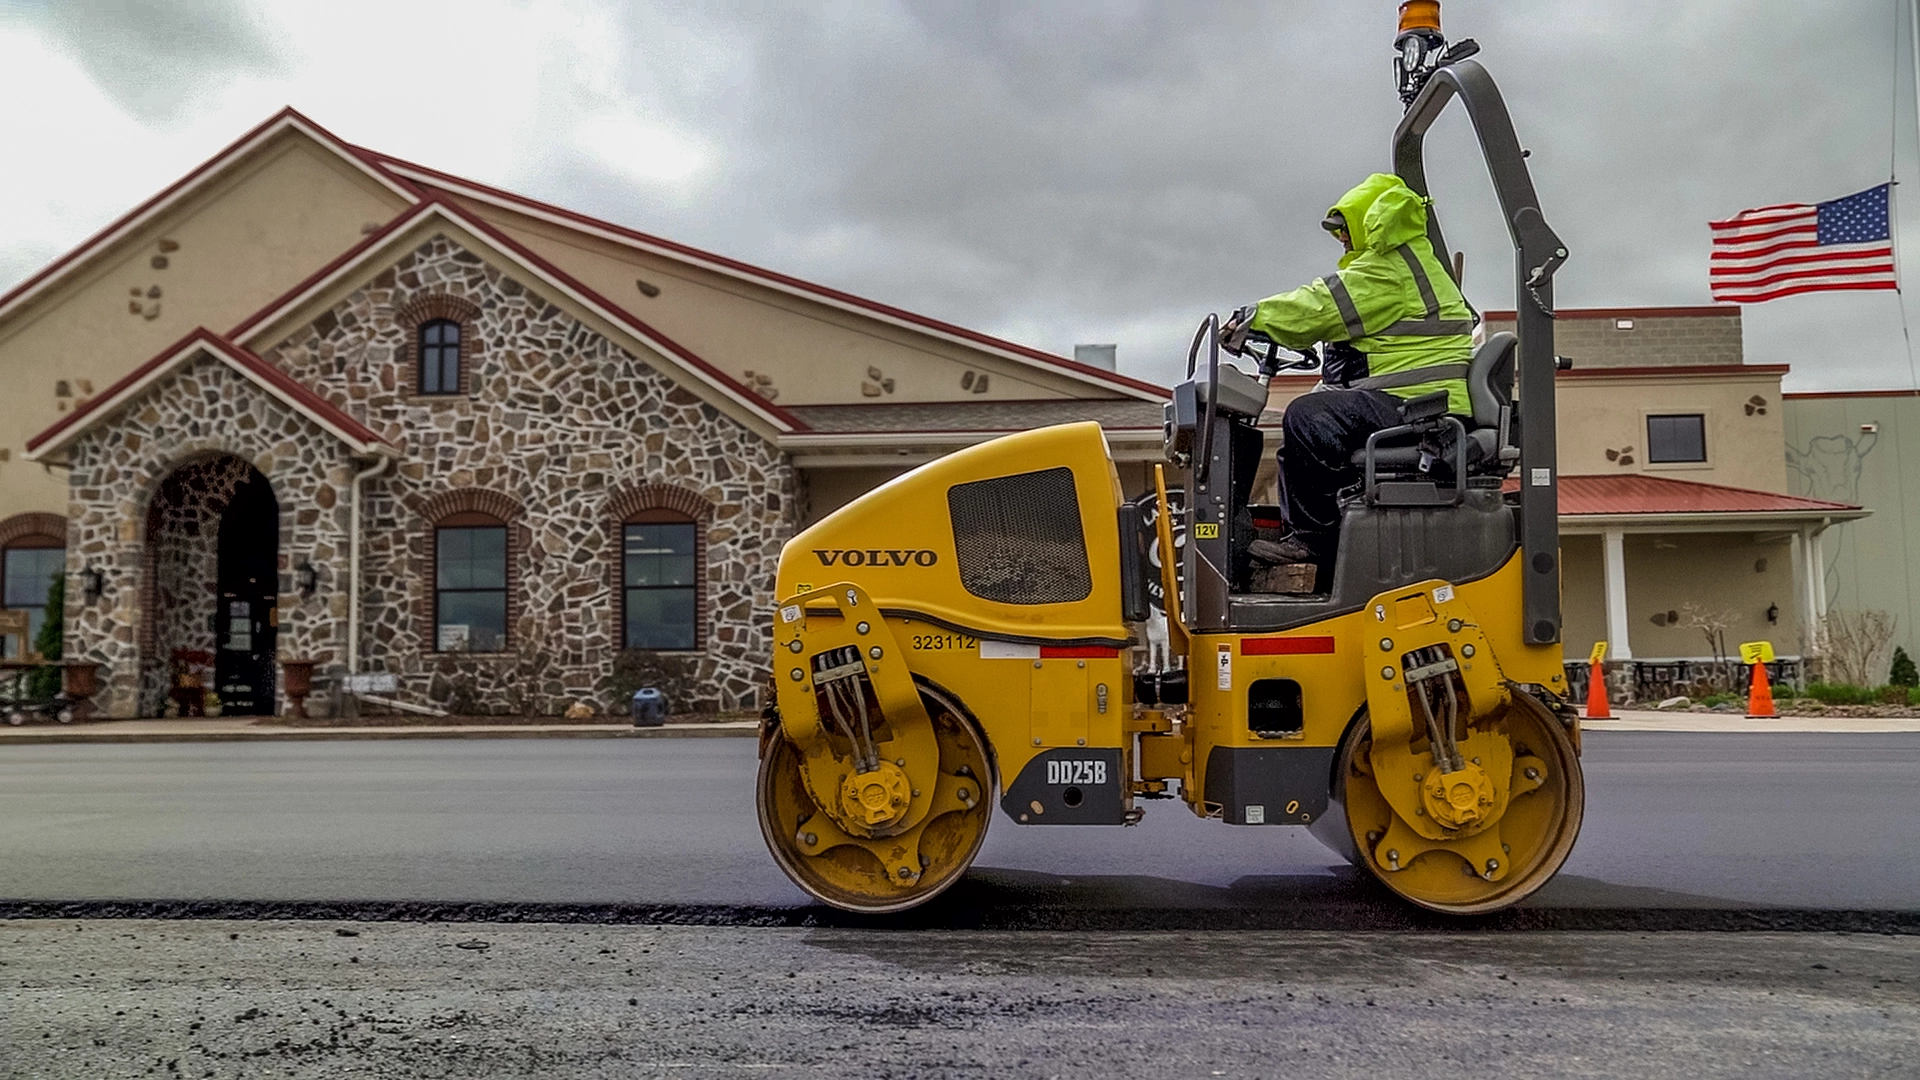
[758, 682, 995, 913]
[1319, 691, 1584, 915]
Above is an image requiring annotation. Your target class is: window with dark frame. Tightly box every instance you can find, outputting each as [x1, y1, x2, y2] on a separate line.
[1646, 414, 1708, 463]
[435, 522, 506, 652]
[623, 518, 697, 650]
[2, 541, 63, 647]
[419, 318, 462, 395]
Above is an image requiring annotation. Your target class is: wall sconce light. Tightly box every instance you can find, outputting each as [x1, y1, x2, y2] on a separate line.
[82, 567, 105, 601]
[1766, 602, 1779, 625]
[296, 560, 318, 597]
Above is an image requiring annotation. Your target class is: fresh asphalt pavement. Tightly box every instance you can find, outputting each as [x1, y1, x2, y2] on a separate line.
[0, 732, 1914, 919]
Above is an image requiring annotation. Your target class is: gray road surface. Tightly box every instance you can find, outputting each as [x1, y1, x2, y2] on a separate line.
[2, 920, 1914, 1079]
[0, 733, 1915, 915]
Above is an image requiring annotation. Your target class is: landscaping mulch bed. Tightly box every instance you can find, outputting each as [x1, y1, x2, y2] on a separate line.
[1654, 701, 1920, 718]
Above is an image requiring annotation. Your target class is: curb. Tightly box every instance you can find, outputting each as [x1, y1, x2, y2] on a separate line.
[0, 722, 760, 746]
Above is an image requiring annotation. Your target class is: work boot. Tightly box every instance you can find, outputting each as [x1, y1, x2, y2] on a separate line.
[1248, 535, 1313, 565]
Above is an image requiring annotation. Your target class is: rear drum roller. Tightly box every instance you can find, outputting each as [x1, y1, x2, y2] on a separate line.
[1324, 692, 1583, 914]
[757, 683, 995, 913]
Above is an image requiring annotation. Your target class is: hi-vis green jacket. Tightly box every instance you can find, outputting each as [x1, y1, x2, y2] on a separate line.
[1249, 173, 1473, 414]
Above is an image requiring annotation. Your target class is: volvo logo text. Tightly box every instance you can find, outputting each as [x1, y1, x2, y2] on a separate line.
[813, 549, 939, 568]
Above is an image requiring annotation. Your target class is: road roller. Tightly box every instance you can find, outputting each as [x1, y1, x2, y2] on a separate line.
[756, 10, 1583, 915]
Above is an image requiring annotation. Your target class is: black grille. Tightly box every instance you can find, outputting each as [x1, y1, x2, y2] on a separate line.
[947, 467, 1092, 605]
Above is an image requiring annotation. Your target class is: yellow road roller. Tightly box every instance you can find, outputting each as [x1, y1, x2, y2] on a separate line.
[756, 21, 1582, 915]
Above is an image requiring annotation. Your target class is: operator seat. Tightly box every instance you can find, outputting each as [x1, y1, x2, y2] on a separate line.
[1348, 330, 1517, 477]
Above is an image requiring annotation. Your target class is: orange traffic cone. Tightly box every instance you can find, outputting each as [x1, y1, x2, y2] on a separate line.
[1746, 661, 1776, 719]
[1584, 659, 1611, 719]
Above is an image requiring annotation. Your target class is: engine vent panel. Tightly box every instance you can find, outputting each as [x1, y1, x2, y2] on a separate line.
[947, 466, 1093, 605]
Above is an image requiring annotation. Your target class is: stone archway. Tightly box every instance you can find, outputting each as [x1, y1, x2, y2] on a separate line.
[140, 454, 280, 716]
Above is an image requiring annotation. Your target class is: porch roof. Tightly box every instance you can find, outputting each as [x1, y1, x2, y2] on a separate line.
[1517, 473, 1868, 530]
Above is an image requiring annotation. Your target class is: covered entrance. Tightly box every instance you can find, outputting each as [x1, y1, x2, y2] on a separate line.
[143, 455, 280, 716]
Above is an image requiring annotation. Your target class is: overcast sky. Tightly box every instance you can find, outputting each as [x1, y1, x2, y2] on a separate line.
[2, 0, 1917, 391]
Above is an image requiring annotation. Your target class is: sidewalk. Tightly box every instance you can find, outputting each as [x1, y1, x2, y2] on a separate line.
[0, 717, 760, 744]
[1582, 710, 1920, 733]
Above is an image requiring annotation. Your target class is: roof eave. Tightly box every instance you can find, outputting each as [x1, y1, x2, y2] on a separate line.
[1557, 508, 1869, 530]
[781, 426, 1166, 465]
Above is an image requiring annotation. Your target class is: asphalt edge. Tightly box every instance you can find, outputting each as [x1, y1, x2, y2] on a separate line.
[0, 725, 758, 744]
[0, 899, 1912, 934]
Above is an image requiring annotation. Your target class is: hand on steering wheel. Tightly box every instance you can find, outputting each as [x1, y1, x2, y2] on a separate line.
[1218, 304, 1259, 356]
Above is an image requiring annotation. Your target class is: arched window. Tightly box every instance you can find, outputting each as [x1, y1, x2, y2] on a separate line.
[0, 513, 66, 654]
[435, 511, 506, 651]
[419, 318, 462, 395]
[622, 510, 698, 650]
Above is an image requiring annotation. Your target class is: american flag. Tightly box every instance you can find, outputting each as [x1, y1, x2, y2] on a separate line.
[1709, 183, 1897, 303]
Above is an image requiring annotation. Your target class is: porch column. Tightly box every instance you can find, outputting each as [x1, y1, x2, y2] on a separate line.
[1792, 529, 1814, 653]
[1602, 528, 1632, 661]
[1797, 522, 1827, 622]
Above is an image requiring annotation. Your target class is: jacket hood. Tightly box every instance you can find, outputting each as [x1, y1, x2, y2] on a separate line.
[1328, 173, 1430, 267]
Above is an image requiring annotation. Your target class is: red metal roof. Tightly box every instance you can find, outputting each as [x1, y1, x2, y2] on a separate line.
[1502, 473, 1858, 516]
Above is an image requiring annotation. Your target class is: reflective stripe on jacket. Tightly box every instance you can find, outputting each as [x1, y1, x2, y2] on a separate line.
[1249, 173, 1473, 414]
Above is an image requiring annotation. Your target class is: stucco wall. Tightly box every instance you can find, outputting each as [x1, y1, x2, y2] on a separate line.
[0, 135, 406, 516]
[1783, 392, 1920, 664]
[484, 205, 1125, 406]
[1560, 530, 1799, 660]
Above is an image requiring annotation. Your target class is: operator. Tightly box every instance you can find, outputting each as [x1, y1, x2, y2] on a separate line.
[1221, 172, 1474, 566]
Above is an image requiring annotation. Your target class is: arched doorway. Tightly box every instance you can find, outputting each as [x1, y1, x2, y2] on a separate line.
[144, 455, 279, 716]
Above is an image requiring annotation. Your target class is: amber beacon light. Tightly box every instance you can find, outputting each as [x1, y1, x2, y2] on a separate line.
[1394, 1, 1449, 108]
[1398, 0, 1441, 32]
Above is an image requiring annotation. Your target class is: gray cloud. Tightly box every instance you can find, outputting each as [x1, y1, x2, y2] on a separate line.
[11, 0, 1919, 390]
[553, 0, 1920, 390]
[27, 0, 286, 123]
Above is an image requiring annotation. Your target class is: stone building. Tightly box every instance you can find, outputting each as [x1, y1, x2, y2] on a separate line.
[4, 110, 1166, 718]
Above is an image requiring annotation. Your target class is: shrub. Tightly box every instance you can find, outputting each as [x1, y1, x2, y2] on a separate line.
[1891, 646, 1918, 688]
[1882, 685, 1911, 704]
[26, 572, 62, 701]
[1805, 682, 1878, 706]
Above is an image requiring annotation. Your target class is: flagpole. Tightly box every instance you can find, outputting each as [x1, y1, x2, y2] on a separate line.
[1900, 0, 1920, 388]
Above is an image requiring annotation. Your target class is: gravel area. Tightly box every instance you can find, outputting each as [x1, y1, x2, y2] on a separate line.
[1, 921, 1914, 1079]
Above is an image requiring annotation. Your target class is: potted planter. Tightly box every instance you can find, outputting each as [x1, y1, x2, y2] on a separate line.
[279, 657, 318, 720]
[60, 660, 103, 723]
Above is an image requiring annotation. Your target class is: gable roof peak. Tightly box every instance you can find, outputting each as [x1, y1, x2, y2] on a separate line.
[25, 327, 388, 461]
[0, 107, 420, 327]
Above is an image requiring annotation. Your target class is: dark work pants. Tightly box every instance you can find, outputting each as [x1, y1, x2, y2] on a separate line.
[1278, 388, 1405, 556]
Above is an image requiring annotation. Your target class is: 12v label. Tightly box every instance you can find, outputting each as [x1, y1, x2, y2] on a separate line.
[1046, 759, 1108, 785]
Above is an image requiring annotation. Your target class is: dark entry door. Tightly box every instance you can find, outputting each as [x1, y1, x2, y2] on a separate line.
[215, 473, 278, 715]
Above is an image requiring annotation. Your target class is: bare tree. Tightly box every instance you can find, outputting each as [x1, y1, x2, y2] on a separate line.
[1817, 608, 1898, 687]
[1676, 602, 1738, 691]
